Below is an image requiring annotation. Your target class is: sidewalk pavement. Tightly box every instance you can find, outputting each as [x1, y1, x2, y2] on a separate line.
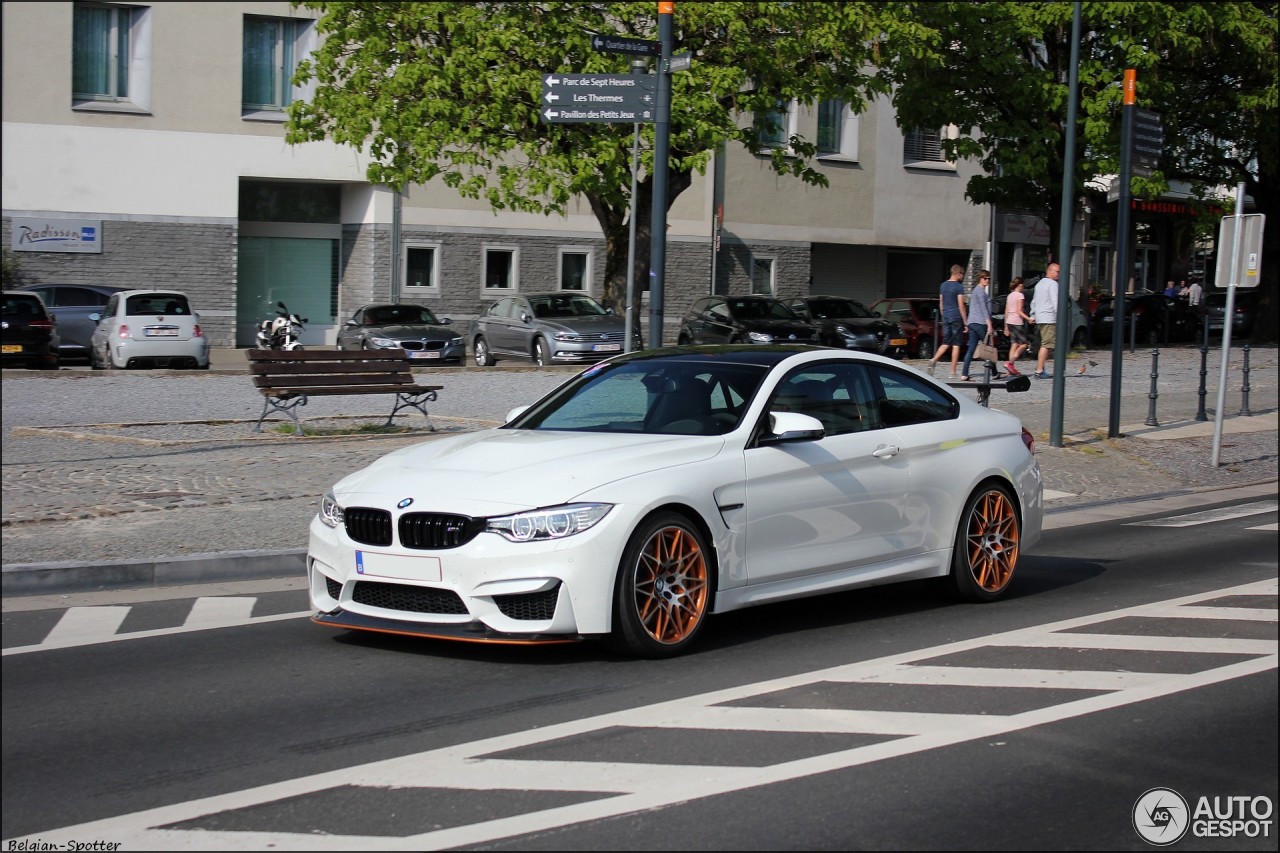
[2, 345, 1276, 596]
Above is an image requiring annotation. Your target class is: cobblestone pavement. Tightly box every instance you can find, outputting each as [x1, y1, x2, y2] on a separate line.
[2, 345, 1275, 570]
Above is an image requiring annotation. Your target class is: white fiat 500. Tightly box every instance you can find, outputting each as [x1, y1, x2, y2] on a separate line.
[89, 289, 209, 370]
[308, 345, 1042, 657]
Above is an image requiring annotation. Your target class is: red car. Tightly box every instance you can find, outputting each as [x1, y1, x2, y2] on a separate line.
[867, 297, 938, 359]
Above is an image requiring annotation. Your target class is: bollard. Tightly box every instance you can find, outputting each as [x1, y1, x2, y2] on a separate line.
[1196, 314, 1209, 421]
[1239, 343, 1253, 416]
[1144, 348, 1160, 427]
[1128, 311, 1138, 355]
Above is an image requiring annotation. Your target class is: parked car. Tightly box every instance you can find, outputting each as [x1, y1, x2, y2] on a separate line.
[1090, 293, 1202, 346]
[308, 345, 1042, 657]
[787, 295, 908, 356]
[676, 295, 819, 346]
[89, 290, 209, 369]
[866, 297, 938, 359]
[12, 283, 127, 362]
[2, 290, 60, 370]
[337, 303, 465, 363]
[1204, 291, 1256, 338]
[470, 292, 640, 366]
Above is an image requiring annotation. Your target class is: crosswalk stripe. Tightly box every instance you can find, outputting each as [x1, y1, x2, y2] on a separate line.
[1127, 499, 1278, 527]
[2, 610, 310, 656]
[41, 606, 130, 645]
[186, 597, 256, 627]
[1248, 522, 1278, 531]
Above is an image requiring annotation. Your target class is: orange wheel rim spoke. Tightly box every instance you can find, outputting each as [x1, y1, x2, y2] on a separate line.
[635, 526, 709, 644]
[966, 492, 1019, 593]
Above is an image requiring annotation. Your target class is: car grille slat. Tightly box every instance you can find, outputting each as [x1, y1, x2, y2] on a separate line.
[351, 581, 468, 615]
[399, 512, 481, 550]
[493, 584, 560, 621]
[344, 507, 392, 547]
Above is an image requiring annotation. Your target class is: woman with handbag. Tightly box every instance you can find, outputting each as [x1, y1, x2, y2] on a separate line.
[960, 270, 997, 381]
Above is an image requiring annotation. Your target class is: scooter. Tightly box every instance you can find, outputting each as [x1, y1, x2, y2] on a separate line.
[256, 301, 308, 351]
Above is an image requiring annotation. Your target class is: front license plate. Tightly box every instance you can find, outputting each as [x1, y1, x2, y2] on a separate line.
[409, 351, 441, 359]
[890, 338, 908, 347]
[145, 328, 178, 337]
[592, 343, 622, 352]
[1, 344, 21, 354]
[355, 550, 442, 582]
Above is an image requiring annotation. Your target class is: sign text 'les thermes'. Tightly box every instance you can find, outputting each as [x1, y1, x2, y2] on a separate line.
[541, 74, 656, 123]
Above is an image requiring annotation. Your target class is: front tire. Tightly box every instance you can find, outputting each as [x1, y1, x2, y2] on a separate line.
[533, 337, 550, 366]
[609, 512, 712, 658]
[473, 336, 495, 366]
[941, 483, 1020, 602]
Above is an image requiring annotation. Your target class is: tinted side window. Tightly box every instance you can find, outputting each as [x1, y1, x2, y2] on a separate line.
[59, 287, 112, 308]
[874, 366, 958, 426]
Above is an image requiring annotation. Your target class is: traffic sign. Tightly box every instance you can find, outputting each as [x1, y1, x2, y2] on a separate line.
[541, 73, 656, 123]
[1214, 213, 1265, 288]
[1131, 108, 1163, 177]
[667, 52, 692, 73]
[589, 33, 660, 57]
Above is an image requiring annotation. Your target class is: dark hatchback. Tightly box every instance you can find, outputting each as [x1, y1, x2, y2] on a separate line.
[2, 291, 60, 369]
[1204, 291, 1257, 338]
[337, 303, 465, 363]
[676, 295, 819, 346]
[1091, 293, 1202, 345]
[788, 295, 908, 357]
[12, 283, 127, 362]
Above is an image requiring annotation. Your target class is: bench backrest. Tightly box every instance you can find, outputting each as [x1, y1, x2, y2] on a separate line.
[247, 348, 416, 395]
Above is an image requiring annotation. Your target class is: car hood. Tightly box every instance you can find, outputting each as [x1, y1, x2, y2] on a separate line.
[367, 323, 455, 339]
[332, 429, 723, 515]
[733, 318, 815, 338]
[822, 317, 896, 332]
[534, 315, 626, 335]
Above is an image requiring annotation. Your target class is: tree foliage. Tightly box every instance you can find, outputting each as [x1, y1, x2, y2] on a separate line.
[883, 1, 1277, 339]
[288, 1, 919, 312]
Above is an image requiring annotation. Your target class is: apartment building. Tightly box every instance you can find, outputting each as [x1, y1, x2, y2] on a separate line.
[3, 1, 993, 349]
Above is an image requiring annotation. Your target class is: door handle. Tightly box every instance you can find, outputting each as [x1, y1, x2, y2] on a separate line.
[872, 444, 900, 459]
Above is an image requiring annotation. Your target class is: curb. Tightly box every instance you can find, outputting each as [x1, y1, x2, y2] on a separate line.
[1, 549, 306, 596]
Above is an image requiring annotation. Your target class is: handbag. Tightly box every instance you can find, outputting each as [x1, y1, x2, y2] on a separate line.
[974, 333, 1000, 363]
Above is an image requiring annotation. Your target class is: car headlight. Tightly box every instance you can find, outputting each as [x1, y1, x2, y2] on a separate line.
[486, 503, 612, 542]
[747, 331, 773, 343]
[553, 331, 579, 342]
[369, 336, 396, 347]
[320, 492, 344, 528]
[449, 336, 463, 346]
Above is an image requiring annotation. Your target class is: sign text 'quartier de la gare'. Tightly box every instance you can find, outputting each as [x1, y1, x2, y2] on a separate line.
[541, 74, 656, 124]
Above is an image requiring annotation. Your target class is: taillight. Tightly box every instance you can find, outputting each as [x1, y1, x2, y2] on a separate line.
[118, 324, 131, 339]
[1021, 427, 1036, 454]
[194, 324, 203, 338]
[27, 319, 53, 330]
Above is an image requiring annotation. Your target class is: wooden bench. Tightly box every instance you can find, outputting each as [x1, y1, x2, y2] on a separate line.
[247, 349, 442, 435]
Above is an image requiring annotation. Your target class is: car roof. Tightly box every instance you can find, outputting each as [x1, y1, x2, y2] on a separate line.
[16, 283, 127, 294]
[612, 344, 828, 368]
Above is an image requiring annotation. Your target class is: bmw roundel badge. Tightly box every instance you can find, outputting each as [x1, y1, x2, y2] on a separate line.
[397, 497, 414, 509]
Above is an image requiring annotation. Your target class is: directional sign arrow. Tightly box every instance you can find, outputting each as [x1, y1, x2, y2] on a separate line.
[589, 32, 660, 56]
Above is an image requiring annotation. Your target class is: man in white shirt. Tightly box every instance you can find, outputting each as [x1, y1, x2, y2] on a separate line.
[1188, 279, 1204, 308]
[1029, 263, 1060, 379]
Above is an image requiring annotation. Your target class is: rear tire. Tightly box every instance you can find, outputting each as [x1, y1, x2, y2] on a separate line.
[608, 511, 712, 658]
[940, 483, 1020, 602]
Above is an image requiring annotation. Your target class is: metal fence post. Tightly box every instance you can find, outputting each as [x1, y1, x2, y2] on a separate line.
[1239, 343, 1253, 416]
[1195, 314, 1209, 421]
[1144, 348, 1160, 427]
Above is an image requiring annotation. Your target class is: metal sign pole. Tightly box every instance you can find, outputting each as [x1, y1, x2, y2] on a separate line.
[647, 1, 673, 348]
[1210, 182, 1246, 467]
[624, 59, 645, 353]
[1108, 70, 1137, 438]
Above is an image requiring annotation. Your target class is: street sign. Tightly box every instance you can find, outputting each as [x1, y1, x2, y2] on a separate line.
[667, 52, 692, 73]
[541, 73, 656, 123]
[1214, 213, 1266, 288]
[1132, 108, 1163, 177]
[589, 32, 660, 57]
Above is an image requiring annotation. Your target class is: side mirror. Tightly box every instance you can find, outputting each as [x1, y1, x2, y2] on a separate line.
[1005, 375, 1031, 393]
[277, 301, 287, 311]
[505, 405, 530, 422]
[758, 411, 825, 446]
[345, 320, 357, 327]
[605, 307, 616, 315]
[520, 312, 532, 324]
[89, 313, 101, 323]
[439, 317, 453, 326]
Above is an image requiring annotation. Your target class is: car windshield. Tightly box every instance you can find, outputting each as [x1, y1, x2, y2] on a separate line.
[727, 298, 799, 321]
[366, 305, 439, 325]
[809, 298, 873, 319]
[125, 294, 191, 315]
[507, 357, 768, 436]
[529, 295, 608, 319]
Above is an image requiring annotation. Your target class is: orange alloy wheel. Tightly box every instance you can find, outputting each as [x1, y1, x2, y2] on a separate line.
[633, 524, 710, 645]
[965, 488, 1020, 593]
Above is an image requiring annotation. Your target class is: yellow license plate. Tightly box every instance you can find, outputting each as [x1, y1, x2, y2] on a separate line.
[2, 344, 22, 354]
[890, 338, 908, 347]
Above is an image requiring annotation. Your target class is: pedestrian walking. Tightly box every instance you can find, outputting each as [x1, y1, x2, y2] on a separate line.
[927, 264, 967, 378]
[1003, 276, 1031, 374]
[1030, 262, 1060, 379]
[1188, 279, 1204, 309]
[960, 270, 996, 381]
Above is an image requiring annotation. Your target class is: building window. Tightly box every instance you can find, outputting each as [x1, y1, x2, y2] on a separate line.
[72, 3, 151, 110]
[559, 250, 590, 291]
[243, 16, 307, 114]
[904, 127, 948, 165]
[484, 247, 518, 290]
[817, 100, 861, 161]
[751, 257, 775, 295]
[757, 100, 791, 148]
[404, 245, 440, 290]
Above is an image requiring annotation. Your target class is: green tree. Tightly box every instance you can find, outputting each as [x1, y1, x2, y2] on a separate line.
[882, 1, 1277, 339]
[288, 1, 923, 324]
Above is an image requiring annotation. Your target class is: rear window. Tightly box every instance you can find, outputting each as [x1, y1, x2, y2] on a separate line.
[2, 294, 49, 317]
[125, 294, 192, 316]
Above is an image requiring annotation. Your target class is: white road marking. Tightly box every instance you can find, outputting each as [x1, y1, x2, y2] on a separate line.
[2, 608, 310, 656]
[185, 596, 256, 627]
[9, 578, 1274, 852]
[40, 606, 129, 646]
[1248, 522, 1278, 531]
[1043, 488, 1075, 501]
[1127, 499, 1278, 527]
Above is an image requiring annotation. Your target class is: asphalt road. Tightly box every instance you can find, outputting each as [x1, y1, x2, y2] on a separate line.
[3, 493, 1275, 850]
